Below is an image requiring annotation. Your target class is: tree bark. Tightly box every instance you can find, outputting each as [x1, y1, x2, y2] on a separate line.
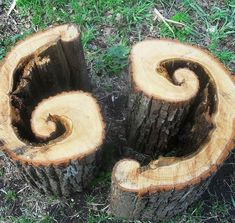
[111, 39, 235, 221]
[0, 25, 104, 196]
[127, 92, 193, 155]
[11, 150, 102, 196]
[127, 52, 200, 156]
[111, 162, 212, 221]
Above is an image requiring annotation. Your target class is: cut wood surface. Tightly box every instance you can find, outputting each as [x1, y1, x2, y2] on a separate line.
[0, 24, 104, 196]
[111, 39, 235, 221]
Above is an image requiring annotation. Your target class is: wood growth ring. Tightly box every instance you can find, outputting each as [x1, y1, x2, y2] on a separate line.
[111, 39, 235, 221]
[0, 25, 105, 196]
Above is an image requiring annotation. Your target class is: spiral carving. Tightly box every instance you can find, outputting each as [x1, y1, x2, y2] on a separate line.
[0, 25, 104, 196]
[111, 40, 235, 221]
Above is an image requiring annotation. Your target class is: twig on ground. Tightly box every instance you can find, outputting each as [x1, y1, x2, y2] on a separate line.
[101, 204, 109, 212]
[0, 188, 7, 194]
[7, 0, 16, 17]
[153, 8, 175, 37]
[153, 8, 188, 37]
[17, 185, 29, 194]
[168, 0, 176, 15]
[90, 202, 106, 206]
[154, 8, 187, 27]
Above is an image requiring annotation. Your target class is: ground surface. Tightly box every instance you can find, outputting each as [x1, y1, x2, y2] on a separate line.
[0, 0, 235, 222]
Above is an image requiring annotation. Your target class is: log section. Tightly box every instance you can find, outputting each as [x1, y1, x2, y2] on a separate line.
[111, 39, 235, 221]
[0, 25, 104, 196]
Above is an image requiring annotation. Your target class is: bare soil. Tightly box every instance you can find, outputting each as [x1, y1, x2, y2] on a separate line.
[0, 1, 235, 223]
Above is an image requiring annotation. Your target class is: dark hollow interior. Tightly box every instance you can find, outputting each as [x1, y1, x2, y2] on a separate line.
[159, 59, 217, 157]
[10, 43, 81, 144]
[10, 43, 217, 159]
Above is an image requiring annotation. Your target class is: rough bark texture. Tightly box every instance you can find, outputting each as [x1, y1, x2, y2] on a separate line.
[111, 40, 235, 222]
[10, 150, 102, 196]
[0, 25, 104, 196]
[111, 174, 212, 221]
[127, 92, 192, 155]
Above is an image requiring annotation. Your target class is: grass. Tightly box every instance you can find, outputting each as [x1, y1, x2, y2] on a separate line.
[87, 211, 113, 223]
[89, 171, 112, 187]
[8, 215, 53, 223]
[95, 45, 129, 76]
[1, 0, 234, 72]
[159, 12, 194, 41]
[0, 169, 4, 177]
[0, 32, 30, 60]
[0, 0, 235, 222]
[1, 0, 235, 72]
[4, 190, 17, 201]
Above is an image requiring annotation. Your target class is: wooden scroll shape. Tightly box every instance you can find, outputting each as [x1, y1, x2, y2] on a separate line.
[111, 40, 235, 221]
[0, 25, 105, 196]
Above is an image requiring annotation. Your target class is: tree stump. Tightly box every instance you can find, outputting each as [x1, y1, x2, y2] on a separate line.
[0, 25, 105, 196]
[111, 40, 235, 221]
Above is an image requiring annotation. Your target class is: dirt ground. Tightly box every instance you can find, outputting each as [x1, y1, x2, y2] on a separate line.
[0, 1, 235, 223]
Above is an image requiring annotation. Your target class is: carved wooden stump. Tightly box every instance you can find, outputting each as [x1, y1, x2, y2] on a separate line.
[111, 40, 235, 221]
[0, 25, 105, 196]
